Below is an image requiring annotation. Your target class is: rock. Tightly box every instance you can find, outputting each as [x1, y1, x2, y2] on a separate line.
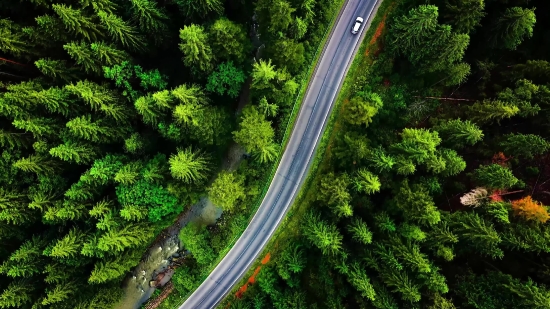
[149, 280, 157, 287]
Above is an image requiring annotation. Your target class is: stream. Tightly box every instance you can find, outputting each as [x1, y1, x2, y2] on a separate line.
[115, 17, 263, 309]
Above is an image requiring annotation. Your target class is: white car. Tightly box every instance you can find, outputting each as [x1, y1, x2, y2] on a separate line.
[351, 17, 364, 34]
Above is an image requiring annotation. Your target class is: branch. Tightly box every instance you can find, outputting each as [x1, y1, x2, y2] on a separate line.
[412, 96, 474, 102]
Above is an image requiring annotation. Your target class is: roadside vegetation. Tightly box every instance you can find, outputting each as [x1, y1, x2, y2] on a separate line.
[0, 0, 338, 308]
[228, 0, 550, 308]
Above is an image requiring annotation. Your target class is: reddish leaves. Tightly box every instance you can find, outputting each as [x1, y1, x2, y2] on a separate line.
[511, 196, 550, 223]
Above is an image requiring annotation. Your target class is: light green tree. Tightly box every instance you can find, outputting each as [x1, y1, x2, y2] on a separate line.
[169, 147, 210, 183]
[97, 11, 144, 50]
[491, 7, 536, 50]
[208, 171, 246, 212]
[179, 24, 214, 72]
[52, 4, 103, 41]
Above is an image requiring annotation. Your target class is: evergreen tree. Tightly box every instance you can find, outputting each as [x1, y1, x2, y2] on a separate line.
[499, 133, 550, 159]
[345, 92, 383, 126]
[302, 211, 343, 255]
[233, 105, 276, 156]
[97, 11, 144, 50]
[491, 7, 536, 50]
[50, 228, 85, 258]
[91, 42, 129, 66]
[173, 0, 224, 17]
[130, 0, 168, 33]
[435, 118, 484, 148]
[64, 41, 102, 74]
[208, 171, 246, 212]
[209, 18, 250, 63]
[35, 58, 79, 82]
[347, 217, 373, 244]
[251, 59, 277, 90]
[49, 141, 98, 164]
[168, 147, 211, 184]
[452, 211, 503, 258]
[179, 24, 214, 72]
[0, 280, 34, 309]
[97, 223, 153, 252]
[445, 0, 486, 33]
[472, 164, 519, 190]
[394, 181, 441, 226]
[353, 169, 381, 195]
[52, 4, 103, 41]
[466, 99, 519, 124]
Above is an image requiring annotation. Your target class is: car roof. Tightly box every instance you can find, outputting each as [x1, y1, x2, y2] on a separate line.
[356, 17, 363, 22]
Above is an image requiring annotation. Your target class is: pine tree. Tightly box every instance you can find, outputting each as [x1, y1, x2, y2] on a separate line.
[452, 211, 503, 258]
[179, 24, 214, 72]
[13, 154, 57, 175]
[88, 250, 141, 284]
[345, 92, 383, 126]
[41, 282, 76, 306]
[393, 181, 441, 226]
[130, 0, 168, 33]
[472, 164, 519, 190]
[64, 41, 102, 74]
[168, 147, 210, 183]
[445, 0, 486, 33]
[440, 148, 466, 176]
[120, 204, 148, 221]
[0, 130, 31, 149]
[391, 128, 441, 164]
[80, 0, 118, 14]
[52, 4, 103, 41]
[233, 105, 276, 155]
[353, 169, 381, 195]
[399, 223, 427, 242]
[49, 141, 98, 164]
[380, 268, 422, 302]
[491, 7, 536, 50]
[347, 262, 376, 300]
[97, 223, 153, 252]
[123, 133, 144, 153]
[97, 11, 144, 50]
[251, 59, 277, 90]
[35, 58, 79, 82]
[173, 0, 224, 17]
[65, 80, 118, 110]
[0, 19, 34, 57]
[50, 228, 85, 258]
[435, 118, 484, 148]
[209, 18, 250, 63]
[302, 211, 343, 255]
[258, 96, 278, 117]
[208, 171, 246, 212]
[90, 42, 129, 66]
[171, 83, 209, 105]
[0, 280, 34, 309]
[499, 133, 549, 159]
[347, 217, 373, 244]
[12, 117, 59, 138]
[505, 277, 550, 309]
[114, 162, 141, 185]
[467, 99, 519, 124]
[135, 95, 162, 125]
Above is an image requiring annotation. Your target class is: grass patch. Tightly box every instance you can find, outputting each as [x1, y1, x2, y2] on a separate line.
[218, 0, 397, 306]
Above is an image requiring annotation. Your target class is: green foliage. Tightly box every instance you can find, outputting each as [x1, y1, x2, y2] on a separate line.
[472, 164, 519, 190]
[208, 171, 246, 212]
[499, 133, 550, 159]
[179, 223, 216, 266]
[206, 61, 246, 98]
[345, 91, 383, 126]
[233, 105, 277, 160]
[179, 24, 214, 72]
[168, 147, 211, 184]
[491, 7, 536, 50]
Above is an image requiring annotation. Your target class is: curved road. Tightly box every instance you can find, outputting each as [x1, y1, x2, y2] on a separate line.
[180, 0, 378, 307]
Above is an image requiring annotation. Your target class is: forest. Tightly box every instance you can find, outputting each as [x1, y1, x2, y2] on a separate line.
[0, 0, 340, 308]
[221, 0, 550, 308]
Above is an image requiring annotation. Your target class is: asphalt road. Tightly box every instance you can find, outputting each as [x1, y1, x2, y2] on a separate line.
[180, 0, 378, 307]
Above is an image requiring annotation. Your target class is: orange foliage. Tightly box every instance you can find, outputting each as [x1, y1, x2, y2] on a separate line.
[234, 253, 272, 298]
[490, 190, 504, 202]
[511, 196, 550, 223]
[492, 152, 511, 167]
[261, 252, 271, 264]
[369, 15, 386, 45]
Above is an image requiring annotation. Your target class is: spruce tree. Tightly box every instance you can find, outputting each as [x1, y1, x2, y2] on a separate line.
[97, 11, 144, 50]
[52, 4, 103, 41]
[168, 147, 210, 184]
[179, 24, 214, 72]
